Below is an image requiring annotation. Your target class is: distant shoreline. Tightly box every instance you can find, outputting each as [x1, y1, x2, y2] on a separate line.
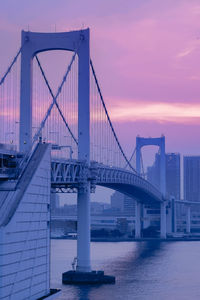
[51, 236, 200, 242]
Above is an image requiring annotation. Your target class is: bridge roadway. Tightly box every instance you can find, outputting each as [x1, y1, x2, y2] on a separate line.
[0, 155, 163, 204]
[51, 158, 164, 205]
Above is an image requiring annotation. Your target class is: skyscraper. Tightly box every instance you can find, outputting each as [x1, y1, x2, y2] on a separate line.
[147, 153, 180, 199]
[166, 153, 181, 200]
[147, 153, 160, 190]
[110, 191, 135, 216]
[184, 156, 200, 202]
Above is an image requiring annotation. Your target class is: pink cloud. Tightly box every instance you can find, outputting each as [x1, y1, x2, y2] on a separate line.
[108, 99, 200, 123]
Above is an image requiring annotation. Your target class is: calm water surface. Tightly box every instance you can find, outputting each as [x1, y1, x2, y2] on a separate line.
[51, 240, 200, 300]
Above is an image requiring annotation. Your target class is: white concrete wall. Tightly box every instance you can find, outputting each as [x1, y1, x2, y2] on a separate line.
[0, 144, 51, 300]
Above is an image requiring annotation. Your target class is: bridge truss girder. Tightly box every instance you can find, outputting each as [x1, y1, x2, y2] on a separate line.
[51, 160, 163, 204]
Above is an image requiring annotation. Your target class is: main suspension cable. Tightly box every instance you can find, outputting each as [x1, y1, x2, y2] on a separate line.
[0, 46, 23, 86]
[90, 59, 136, 173]
[125, 147, 136, 169]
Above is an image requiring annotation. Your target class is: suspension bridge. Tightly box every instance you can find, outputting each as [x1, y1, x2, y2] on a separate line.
[0, 29, 188, 299]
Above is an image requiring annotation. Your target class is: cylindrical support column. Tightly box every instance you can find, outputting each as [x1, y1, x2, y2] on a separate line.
[160, 136, 166, 196]
[77, 29, 91, 272]
[136, 137, 141, 174]
[20, 31, 33, 152]
[76, 183, 91, 272]
[135, 202, 141, 238]
[186, 206, 191, 234]
[171, 198, 177, 233]
[166, 201, 172, 234]
[160, 202, 167, 239]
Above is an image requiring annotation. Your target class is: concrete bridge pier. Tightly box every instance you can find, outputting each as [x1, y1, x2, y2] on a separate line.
[160, 202, 167, 238]
[166, 201, 172, 234]
[171, 197, 177, 234]
[76, 183, 91, 272]
[63, 178, 115, 283]
[166, 197, 177, 235]
[186, 206, 191, 234]
[135, 202, 141, 238]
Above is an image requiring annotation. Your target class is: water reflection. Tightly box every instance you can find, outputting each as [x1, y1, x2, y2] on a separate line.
[51, 240, 200, 300]
[76, 286, 90, 300]
[63, 241, 165, 300]
[135, 240, 164, 260]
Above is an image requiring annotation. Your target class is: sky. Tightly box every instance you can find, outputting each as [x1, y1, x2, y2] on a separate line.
[0, 0, 200, 202]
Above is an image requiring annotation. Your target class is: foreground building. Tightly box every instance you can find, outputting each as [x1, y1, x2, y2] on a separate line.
[0, 144, 60, 299]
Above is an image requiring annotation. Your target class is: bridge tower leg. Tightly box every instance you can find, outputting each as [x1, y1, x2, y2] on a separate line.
[160, 136, 166, 239]
[160, 136, 166, 197]
[135, 139, 142, 238]
[136, 137, 141, 175]
[76, 29, 91, 273]
[61, 29, 115, 283]
[20, 31, 33, 152]
[135, 202, 141, 238]
[186, 206, 191, 234]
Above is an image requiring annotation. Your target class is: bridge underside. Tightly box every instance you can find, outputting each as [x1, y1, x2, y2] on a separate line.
[97, 183, 162, 205]
[51, 181, 162, 205]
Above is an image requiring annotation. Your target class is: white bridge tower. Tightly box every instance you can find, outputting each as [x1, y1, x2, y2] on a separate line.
[136, 136, 166, 238]
[20, 29, 91, 272]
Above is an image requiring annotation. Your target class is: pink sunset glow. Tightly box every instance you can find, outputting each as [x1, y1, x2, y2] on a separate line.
[110, 101, 200, 123]
[1, 0, 200, 160]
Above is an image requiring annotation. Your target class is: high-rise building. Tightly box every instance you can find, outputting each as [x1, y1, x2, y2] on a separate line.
[184, 156, 200, 202]
[147, 153, 160, 190]
[110, 191, 124, 212]
[110, 191, 135, 216]
[166, 153, 181, 200]
[147, 153, 180, 199]
[123, 195, 136, 215]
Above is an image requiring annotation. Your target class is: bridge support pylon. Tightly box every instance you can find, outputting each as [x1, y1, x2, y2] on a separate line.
[171, 197, 177, 234]
[61, 28, 115, 284]
[186, 206, 191, 234]
[76, 27, 91, 273]
[135, 202, 141, 238]
[160, 202, 167, 239]
[76, 183, 91, 272]
[166, 201, 172, 234]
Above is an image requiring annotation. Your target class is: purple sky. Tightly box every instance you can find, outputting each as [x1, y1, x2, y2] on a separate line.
[1, 0, 200, 201]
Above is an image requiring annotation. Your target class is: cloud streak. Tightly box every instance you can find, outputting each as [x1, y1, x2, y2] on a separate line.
[109, 100, 200, 124]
